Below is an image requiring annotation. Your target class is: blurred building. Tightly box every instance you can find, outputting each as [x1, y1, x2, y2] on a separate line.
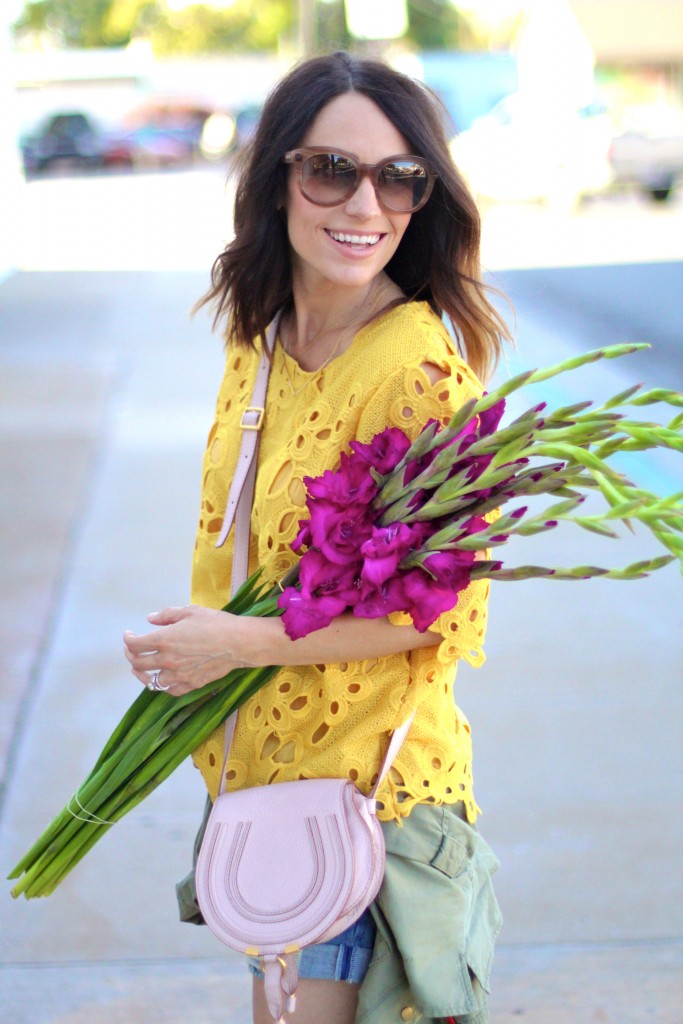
[572, 0, 683, 69]
[571, 0, 683, 108]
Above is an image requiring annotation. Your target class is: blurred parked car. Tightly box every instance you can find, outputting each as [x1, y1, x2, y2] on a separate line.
[449, 93, 613, 208]
[609, 104, 683, 202]
[21, 112, 111, 173]
[116, 102, 210, 167]
[110, 124, 196, 168]
[21, 103, 220, 175]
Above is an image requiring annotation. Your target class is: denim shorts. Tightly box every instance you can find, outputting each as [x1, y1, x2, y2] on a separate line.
[248, 908, 377, 985]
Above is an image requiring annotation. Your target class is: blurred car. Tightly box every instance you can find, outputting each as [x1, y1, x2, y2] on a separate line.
[21, 112, 111, 173]
[449, 93, 613, 208]
[110, 124, 196, 168]
[609, 104, 683, 201]
[114, 102, 213, 168]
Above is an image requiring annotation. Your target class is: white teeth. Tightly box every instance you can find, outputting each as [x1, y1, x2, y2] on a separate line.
[329, 231, 380, 245]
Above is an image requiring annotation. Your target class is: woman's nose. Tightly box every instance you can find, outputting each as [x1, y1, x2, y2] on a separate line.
[344, 174, 382, 218]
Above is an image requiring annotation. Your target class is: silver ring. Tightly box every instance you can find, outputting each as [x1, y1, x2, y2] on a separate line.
[147, 670, 170, 692]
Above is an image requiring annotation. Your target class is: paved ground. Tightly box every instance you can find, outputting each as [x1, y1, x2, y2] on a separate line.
[0, 174, 682, 1022]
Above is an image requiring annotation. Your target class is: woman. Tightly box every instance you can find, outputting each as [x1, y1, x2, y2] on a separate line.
[124, 52, 509, 1024]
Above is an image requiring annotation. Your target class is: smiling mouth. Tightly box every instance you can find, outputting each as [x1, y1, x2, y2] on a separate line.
[326, 229, 383, 247]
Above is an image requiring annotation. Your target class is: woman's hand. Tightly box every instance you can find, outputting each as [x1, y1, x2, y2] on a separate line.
[123, 605, 254, 697]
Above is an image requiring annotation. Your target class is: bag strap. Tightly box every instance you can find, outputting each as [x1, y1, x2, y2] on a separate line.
[214, 316, 279, 568]
[368, 712, 414, 800]
[214, 317, 276, 791]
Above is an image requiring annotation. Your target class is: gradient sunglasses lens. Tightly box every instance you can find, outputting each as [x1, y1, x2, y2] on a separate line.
[300, 152, 432, 212]
[376, 159, 431, 212]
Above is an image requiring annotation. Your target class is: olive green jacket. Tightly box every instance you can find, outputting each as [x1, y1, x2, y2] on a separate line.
[356, 803, 502, 1024]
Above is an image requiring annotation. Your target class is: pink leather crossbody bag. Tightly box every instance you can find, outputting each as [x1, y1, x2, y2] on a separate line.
[196, 709, 412, 1023]
[194, 319, 414, 1023]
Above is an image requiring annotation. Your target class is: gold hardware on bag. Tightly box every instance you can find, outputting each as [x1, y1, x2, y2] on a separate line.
[400, 1007, 415, 1021]
[241, 406, 265, 431]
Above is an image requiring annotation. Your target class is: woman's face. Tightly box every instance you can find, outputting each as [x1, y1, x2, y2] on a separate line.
[285, 92, 413, 294]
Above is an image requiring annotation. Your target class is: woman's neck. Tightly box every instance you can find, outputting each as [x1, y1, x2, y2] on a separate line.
[282, 275, 401, 370]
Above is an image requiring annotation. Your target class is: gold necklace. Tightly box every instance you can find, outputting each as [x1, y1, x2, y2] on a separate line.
[280, 322, 354, 397]
[279, 284, 393, 398]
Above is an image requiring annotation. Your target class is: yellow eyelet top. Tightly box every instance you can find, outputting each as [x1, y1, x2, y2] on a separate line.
[190, 302, 492, 823]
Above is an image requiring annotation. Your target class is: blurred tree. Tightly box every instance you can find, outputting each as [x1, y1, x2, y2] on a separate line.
[12, 0, 294, 51]
[408, 0, 465, 50]
[150, 1, 294, 54]
[104, 0, 162, 46]
[12, 0, 518, 53]
[14, 0, 119, 47]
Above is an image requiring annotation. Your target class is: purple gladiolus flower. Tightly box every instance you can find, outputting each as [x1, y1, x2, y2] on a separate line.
[449, 515, 490, 541]
[400, 568, 467, 632]
[279, 588, 348, 640]
[308, 501, 374, 566]
[304, 454, 378, 506]
[279, 550, 359, 639]
[360, 522, 415, 588]
[349, 428, 412, 475]
[291, 519, 313, 553]
[353, 575, 410, 620]
[422, 549, 476, 584]
[477, 397, 506, 436]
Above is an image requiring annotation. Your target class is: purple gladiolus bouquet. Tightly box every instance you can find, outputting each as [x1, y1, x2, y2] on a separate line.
[9, 343, 683, 899]
[278, 345, 682, 641]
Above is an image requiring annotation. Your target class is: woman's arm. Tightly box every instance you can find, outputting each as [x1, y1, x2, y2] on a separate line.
[123, 606, 439, 696]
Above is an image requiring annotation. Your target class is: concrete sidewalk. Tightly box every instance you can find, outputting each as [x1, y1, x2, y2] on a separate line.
[1, 269, 681, 1023]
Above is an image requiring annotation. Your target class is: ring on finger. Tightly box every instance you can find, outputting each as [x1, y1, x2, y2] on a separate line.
[147, 670, 171, 692]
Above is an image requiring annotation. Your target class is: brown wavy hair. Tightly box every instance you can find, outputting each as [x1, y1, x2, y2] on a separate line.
[196, 51, 510, 382]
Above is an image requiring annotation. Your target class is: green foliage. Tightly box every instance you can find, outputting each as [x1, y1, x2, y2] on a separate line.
[104, 0, 162, 47]
[12, 0, 294, 52]
[12, 0, 510, 54]
[407, 0, 464, 50]
[151, 1, 294, 56]
[14, 0, 118, 47]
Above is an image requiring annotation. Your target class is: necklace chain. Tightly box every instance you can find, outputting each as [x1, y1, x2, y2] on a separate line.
[279, 284, 392, 398]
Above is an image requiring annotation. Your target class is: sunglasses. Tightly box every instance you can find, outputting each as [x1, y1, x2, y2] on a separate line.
[283, 148, 436, 213]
